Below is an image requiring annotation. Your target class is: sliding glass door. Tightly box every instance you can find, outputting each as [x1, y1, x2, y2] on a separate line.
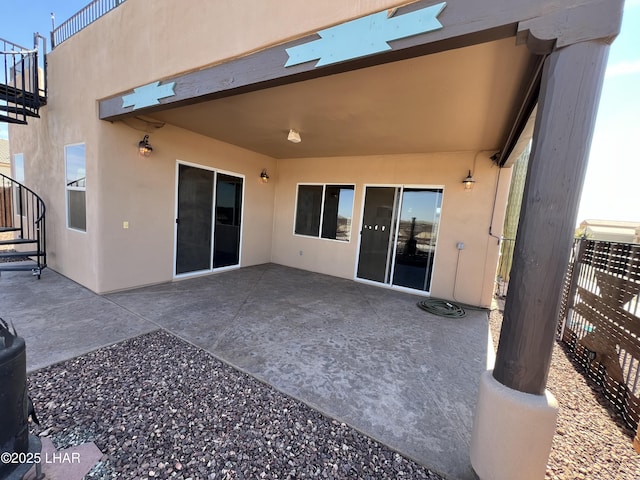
[213, 173, 243, 268]
[175, 164, 243, 276]
[175, 165, 214, 274]
[356, 187, 397, 283]
[391, 189, 442, 292]
[357, 186, 443, 293]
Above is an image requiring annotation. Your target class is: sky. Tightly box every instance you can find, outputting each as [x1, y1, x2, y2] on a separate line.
[1, 0, 639, 226]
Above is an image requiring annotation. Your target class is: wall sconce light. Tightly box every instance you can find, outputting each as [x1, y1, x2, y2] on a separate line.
[287, 129, 301, 143]
[138, 135, 153, 156]
[462, 170, 476, 190]
[260, 169, 270, 183]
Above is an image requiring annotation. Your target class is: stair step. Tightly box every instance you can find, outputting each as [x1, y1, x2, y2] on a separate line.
[0, 250, 41, 258]
[0, 84, 39, 102]
[0, 227, 21, 232]
[0, 238, 37, 246]
[0, 105, 40, 117]
[0, 93, 38, 103]
[0, 262, 43, 272]
[0, 114, 27, 125]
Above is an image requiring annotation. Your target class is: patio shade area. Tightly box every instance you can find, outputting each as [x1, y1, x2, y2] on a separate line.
[1, 264, 492, 479]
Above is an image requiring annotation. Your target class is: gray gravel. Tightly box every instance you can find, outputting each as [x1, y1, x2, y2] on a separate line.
[489, 304, 640, 480]
[28, 329, 445, 480]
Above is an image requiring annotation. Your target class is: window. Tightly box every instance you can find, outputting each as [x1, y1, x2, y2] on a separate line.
[12, 153, 24, 215]
[65, 144, 86, 231]
[295, 184, 354, 241]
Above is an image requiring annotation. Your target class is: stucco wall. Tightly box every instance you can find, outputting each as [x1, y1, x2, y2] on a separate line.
[93, 122, 276, 293]
[0, 139, 10, 176]
[8, 96, 100, 290]
[272, 152, 512, 307]
[7, 0, 512, 300]
[6, 0, 414, 292]
[8, 97, 276, 294]
[52, 0, 414, 102]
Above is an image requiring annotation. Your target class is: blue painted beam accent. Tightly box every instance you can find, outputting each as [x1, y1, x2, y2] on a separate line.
[122, 81, 176, 110]
[285, 2, 446, 68]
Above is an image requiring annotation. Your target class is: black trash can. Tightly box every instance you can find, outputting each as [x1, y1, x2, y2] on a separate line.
[0, 322, 29, 477]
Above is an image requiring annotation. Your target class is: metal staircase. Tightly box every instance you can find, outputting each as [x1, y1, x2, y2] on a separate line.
[0, 35, 47, 125]
[0, 35, 48, 278]
[0, 173, 47, 278]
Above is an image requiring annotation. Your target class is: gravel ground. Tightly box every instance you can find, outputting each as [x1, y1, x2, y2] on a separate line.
[489, 303, 640, 480]
[27, 329, 444, 480]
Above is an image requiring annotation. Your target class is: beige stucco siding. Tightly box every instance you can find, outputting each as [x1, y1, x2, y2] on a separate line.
[52, 0, 413, 102]
[94, 122, 276, 293]
[272, 152, 512, 307]
[8, 108, 276, 294]
[10, 0, 414, 293]
[7, 0, 513, 302]
[8, 89, 101, 290]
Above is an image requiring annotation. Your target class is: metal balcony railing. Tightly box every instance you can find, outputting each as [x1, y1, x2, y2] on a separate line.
[0, 35, 47, 125]
[52, 0, 127, 48]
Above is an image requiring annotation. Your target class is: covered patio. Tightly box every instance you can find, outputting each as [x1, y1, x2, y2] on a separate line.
[1, 264, 491, 479]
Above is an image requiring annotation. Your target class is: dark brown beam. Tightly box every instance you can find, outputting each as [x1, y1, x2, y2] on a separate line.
[497, 54, 545, 167]
[99, 25, 514, 121]
[493, 39, 611, 395]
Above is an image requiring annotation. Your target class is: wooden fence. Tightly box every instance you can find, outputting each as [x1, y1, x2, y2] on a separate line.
[0, 186, 12, 227]
[495, 237, 515, 297]
[558, 239, 640, 430]
[494, 145, 530, 298]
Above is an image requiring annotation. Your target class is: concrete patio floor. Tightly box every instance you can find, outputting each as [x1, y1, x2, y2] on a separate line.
[0, 263, 493, 480]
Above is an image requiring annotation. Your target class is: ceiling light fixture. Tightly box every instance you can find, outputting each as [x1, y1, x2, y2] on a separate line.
[287, 129, 301, 143]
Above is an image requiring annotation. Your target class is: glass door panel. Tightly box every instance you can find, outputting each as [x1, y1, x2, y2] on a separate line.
[391, 189, 443, 291]
[176, 164, 214, 274]
[213, 173, 243, 268]
[357, 187, 397, 283]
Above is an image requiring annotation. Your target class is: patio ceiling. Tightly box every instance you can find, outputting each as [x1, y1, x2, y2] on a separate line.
[147, 37, 536, 160]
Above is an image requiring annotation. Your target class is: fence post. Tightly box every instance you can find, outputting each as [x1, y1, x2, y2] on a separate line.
[559, 238, 587, 342]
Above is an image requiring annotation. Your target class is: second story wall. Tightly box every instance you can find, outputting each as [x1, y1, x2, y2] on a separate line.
[52, 0, 413, 101]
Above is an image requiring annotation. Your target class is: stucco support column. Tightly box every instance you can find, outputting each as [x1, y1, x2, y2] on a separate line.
[471, 39, 611, 480]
